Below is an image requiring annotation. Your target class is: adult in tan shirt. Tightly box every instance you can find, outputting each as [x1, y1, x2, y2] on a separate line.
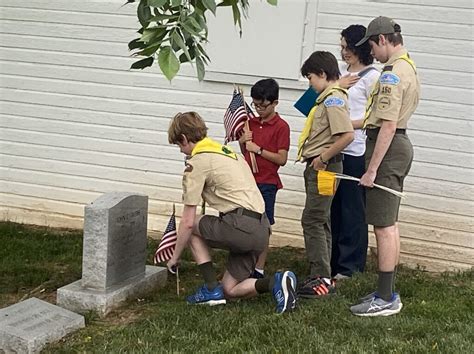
[166, 112, 297, 314]
[296, 51, 354, 299]
[350, 16, 420, 317]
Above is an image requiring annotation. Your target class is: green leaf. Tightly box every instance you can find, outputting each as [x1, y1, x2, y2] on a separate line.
[181, 20, 201, 36]
[179, 44, 196, 63]
[139, 27, 166, 43]
[136, 42, 162, 56]
[150, 14, 179, 22]
[137, 0, 152, 28]
[170, 0, 181, 7]
[201, 0, 217, 15]
[158, 46, 180, 81]
[266, 0, 277, 5]
[217, 0, 236, 7]
[196, 43, 210, 62]
[130, 56, 154, 70]
[128, 38, 147, 50]
[147, 0, 167, 6]
[187, 16, 202, 31]
[231, 3, 241, 27]
[171, 30, 192, 62]
[192, 9, 208, 36]
[195, 55, 205, 81]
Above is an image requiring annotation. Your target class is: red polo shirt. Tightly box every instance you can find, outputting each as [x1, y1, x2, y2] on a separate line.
[244, 113, 290, 189]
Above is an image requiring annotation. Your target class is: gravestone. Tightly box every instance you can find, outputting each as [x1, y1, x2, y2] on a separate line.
[57, 192, 167, 317]
[0, 297, 85, 353]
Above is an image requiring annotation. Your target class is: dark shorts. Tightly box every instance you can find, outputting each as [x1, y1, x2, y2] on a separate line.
[199, 209, 271, 281]
[257, 183, 278, 225]
[365, 130, 414, 227]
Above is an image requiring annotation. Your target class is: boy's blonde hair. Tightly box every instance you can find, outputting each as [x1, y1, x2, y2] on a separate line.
[168, 112, 208, 144]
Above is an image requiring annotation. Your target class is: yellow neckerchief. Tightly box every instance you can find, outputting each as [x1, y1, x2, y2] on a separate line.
[296, 85, 348, 161]
[363, 52, 417, 128]
[191, 137, 237, 160]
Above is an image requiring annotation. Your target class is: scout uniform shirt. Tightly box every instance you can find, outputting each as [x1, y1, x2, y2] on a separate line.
[364, 48, 420, 129]
[298, 84, 354, 161]
[182, 137, 265, 214]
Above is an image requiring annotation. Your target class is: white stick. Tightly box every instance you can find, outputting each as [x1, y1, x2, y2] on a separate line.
[334, 173, 406, 198]
[176, 267, 180, 296]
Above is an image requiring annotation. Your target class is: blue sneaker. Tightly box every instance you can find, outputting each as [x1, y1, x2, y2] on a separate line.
[186, 284, 226, 306]
[272, 271, 297, 314]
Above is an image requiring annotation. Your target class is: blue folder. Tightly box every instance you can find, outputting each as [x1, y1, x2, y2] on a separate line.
[293, 87, 319, 117]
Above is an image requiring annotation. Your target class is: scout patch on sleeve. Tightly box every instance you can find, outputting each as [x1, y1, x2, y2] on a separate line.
[378, 96, 391, 110]
[381, 86, 392, 95]
[379, 72, 400, 85]
[324, 97, 345, 108]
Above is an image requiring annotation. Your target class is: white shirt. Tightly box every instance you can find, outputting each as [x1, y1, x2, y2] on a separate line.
[340, 63, 380, 156]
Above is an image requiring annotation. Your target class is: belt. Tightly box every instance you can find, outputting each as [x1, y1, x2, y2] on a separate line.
[220, 208, 262, 220]
[306, 154, 343, 165]
[366, 128, 406, 138]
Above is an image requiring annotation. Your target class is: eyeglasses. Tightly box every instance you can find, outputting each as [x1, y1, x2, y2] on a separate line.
[251, 101, 273, 110]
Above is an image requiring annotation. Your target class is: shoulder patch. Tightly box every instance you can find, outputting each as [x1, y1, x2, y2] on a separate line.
[381, 86, 392, 95]
[379, 72, 400, 85]
[378, 97, 391, 110]
[184, 163, 193, 173]
[324, 97, 345, 108]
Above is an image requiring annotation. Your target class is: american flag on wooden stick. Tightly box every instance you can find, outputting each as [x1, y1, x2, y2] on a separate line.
[224, 89, 255, 144]
[154, 211, 177, 264]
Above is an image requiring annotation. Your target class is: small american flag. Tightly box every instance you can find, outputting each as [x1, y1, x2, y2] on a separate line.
[154, 212, 177, 264]
[224, 90, 255, 144]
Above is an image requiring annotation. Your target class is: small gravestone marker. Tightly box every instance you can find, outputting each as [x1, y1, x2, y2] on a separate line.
[57, 192, 167, 317]
[0, 298, 85, 353]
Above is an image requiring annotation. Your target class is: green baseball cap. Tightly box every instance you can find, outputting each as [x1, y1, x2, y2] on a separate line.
[356, 16, 400, 46]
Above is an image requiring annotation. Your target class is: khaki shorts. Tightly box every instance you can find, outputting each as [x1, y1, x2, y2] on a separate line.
[365, 130, 413, 227]
[199, 209, 271, 281]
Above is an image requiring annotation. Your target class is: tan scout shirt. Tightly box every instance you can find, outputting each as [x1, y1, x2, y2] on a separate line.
[182, 145, 265, 214]
[302, 84, 354, 159]
[365, 49, 420, 129]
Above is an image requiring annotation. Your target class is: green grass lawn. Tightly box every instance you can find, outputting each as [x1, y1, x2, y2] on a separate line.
[1, 221, 473, 353]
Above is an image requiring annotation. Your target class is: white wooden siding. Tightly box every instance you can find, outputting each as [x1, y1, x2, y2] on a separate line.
[0, 0, 472, 272]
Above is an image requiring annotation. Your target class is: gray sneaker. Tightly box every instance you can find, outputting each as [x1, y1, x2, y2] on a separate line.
[358, 291, 377, 303]
[350, 293, 403, 317]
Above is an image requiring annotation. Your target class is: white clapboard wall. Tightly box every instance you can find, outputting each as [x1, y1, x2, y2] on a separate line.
[0, 0, 472, 271]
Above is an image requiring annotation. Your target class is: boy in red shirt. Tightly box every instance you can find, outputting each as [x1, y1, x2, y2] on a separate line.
[239, 79, 291, 278]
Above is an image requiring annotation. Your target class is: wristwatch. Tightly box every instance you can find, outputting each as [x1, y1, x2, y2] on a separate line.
[320, 155, 328, 165]
[257, 147, 263, 155]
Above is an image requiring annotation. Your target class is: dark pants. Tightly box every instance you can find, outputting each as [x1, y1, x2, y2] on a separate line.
[257, 183, 278, 225]
[330, 154, 368, 277]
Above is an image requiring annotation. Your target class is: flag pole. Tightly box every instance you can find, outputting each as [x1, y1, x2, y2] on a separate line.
[333, 173, 405, 198]
[238, 86, 258, 173]
[172, 203, 179, 296]
[176, 266, 180, 296]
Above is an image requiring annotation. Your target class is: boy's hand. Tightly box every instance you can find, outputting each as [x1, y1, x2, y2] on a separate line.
[245, 141, 260, 153]
[339, 74, 359, 89]
[167, 257, 180, 274]
[238, 128, 252, 144]
[311, 157, 326, 171]
[359, 170, 376, 187]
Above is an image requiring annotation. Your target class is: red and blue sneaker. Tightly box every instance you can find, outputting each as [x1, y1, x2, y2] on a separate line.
[297, 276, 335, 298]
